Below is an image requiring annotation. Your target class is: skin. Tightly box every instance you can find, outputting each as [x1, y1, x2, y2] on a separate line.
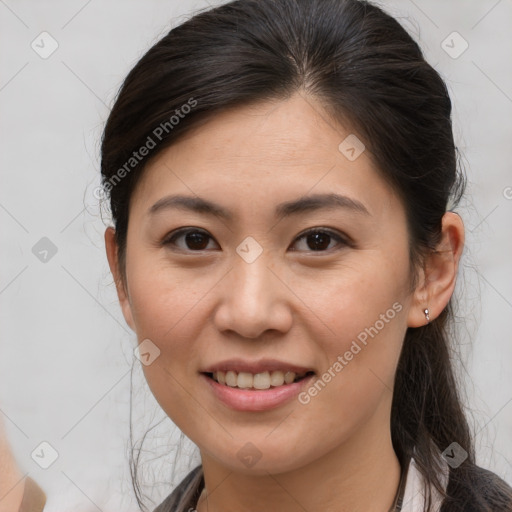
[105, 93, 464, 512]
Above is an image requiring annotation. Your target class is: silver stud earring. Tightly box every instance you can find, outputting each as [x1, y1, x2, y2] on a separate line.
[424, 308, 430, 324]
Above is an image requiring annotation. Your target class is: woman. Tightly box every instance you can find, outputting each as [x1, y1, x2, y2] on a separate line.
[6, 0, 511, 511]
[99, 0, 512, 510]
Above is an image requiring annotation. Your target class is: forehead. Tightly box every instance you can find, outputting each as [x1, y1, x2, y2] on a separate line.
[168, 94, 348, 166]
[130, 93, 401, 221]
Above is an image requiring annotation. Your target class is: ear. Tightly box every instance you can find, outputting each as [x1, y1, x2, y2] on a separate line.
[407, 212, 465, 327]
[105, 227, 135, 331]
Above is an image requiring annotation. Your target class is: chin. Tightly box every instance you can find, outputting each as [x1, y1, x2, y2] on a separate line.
[199, 439, 318, 476]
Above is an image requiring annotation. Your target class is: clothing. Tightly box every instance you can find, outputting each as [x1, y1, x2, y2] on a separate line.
[18, 454, 512, 511]
[153, 455, 450, 512]
[401, 457, 448, 511]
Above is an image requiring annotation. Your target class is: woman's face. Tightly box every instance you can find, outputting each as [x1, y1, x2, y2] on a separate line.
[111, 93, 420, 474]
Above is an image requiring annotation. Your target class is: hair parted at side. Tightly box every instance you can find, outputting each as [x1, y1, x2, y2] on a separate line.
[100, 0, 512, 511]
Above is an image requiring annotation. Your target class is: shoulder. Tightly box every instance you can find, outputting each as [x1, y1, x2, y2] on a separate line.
[151, 461, 512, 512]
[153, 465, 204, 512]
[441, 464, 512, 512]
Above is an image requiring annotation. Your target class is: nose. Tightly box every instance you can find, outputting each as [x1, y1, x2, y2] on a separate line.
[212, 253, 293, 339]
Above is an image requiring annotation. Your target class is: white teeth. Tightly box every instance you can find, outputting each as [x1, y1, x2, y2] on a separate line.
[237, 372, 253, 389]
[225, 371, 237, 387]
[211, 370, 309, 389]
[270, 371, 285, 387]
[253, 372, 271, 390]
[284, 371, 295, 384]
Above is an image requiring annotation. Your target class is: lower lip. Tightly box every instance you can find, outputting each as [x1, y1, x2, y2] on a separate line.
[201, 373, 315, 412]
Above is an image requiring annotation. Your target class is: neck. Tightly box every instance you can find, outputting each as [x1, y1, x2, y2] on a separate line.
[196, 403, 402, 512]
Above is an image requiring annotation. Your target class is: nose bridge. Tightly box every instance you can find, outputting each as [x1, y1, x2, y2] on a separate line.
[234, 250, 274, 304]
[213, 244, 292, 338]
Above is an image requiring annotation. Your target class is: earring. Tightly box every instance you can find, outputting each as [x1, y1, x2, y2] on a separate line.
[424, 308, 430, 324]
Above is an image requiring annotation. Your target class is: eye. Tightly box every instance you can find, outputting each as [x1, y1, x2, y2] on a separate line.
[290, 228, 350, 252]
[163, 228, 219, 251]
[162, 227, 351, 253]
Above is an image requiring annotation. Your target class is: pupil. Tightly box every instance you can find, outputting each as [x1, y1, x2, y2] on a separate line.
[186, 232, 208, 250]
[308, 232, 330, 251]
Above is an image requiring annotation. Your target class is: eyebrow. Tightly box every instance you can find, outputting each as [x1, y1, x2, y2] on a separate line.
[148, 192, 370, 220]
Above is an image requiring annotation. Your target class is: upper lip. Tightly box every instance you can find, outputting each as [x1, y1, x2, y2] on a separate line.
[201, 358, 315, 375]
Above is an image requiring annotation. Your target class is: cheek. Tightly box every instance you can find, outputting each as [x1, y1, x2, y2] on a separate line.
[312, 300, 406, 406]
[302, 251, 409, 339]
[126, 260, 209, 428]
[298, 252, 410, 392]
[295, 292, 408, 444]
[123, 251, 231, 406]
[125, 246, 214, 337]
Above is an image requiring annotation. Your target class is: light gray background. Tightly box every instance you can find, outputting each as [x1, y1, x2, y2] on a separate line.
[1, 1, 511, 511]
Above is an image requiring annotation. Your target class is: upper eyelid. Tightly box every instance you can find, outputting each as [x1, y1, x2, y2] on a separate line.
[292, 228, 352, 250]
[294, 227, 348, 243]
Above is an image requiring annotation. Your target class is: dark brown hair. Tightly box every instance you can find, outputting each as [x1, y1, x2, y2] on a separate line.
[100, 0, 512, 510]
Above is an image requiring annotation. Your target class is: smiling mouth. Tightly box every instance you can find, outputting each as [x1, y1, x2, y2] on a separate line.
[204, 370, 315, 390]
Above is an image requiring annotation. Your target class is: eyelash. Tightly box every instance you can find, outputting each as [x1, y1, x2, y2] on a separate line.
[162, 227, 353, 254]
